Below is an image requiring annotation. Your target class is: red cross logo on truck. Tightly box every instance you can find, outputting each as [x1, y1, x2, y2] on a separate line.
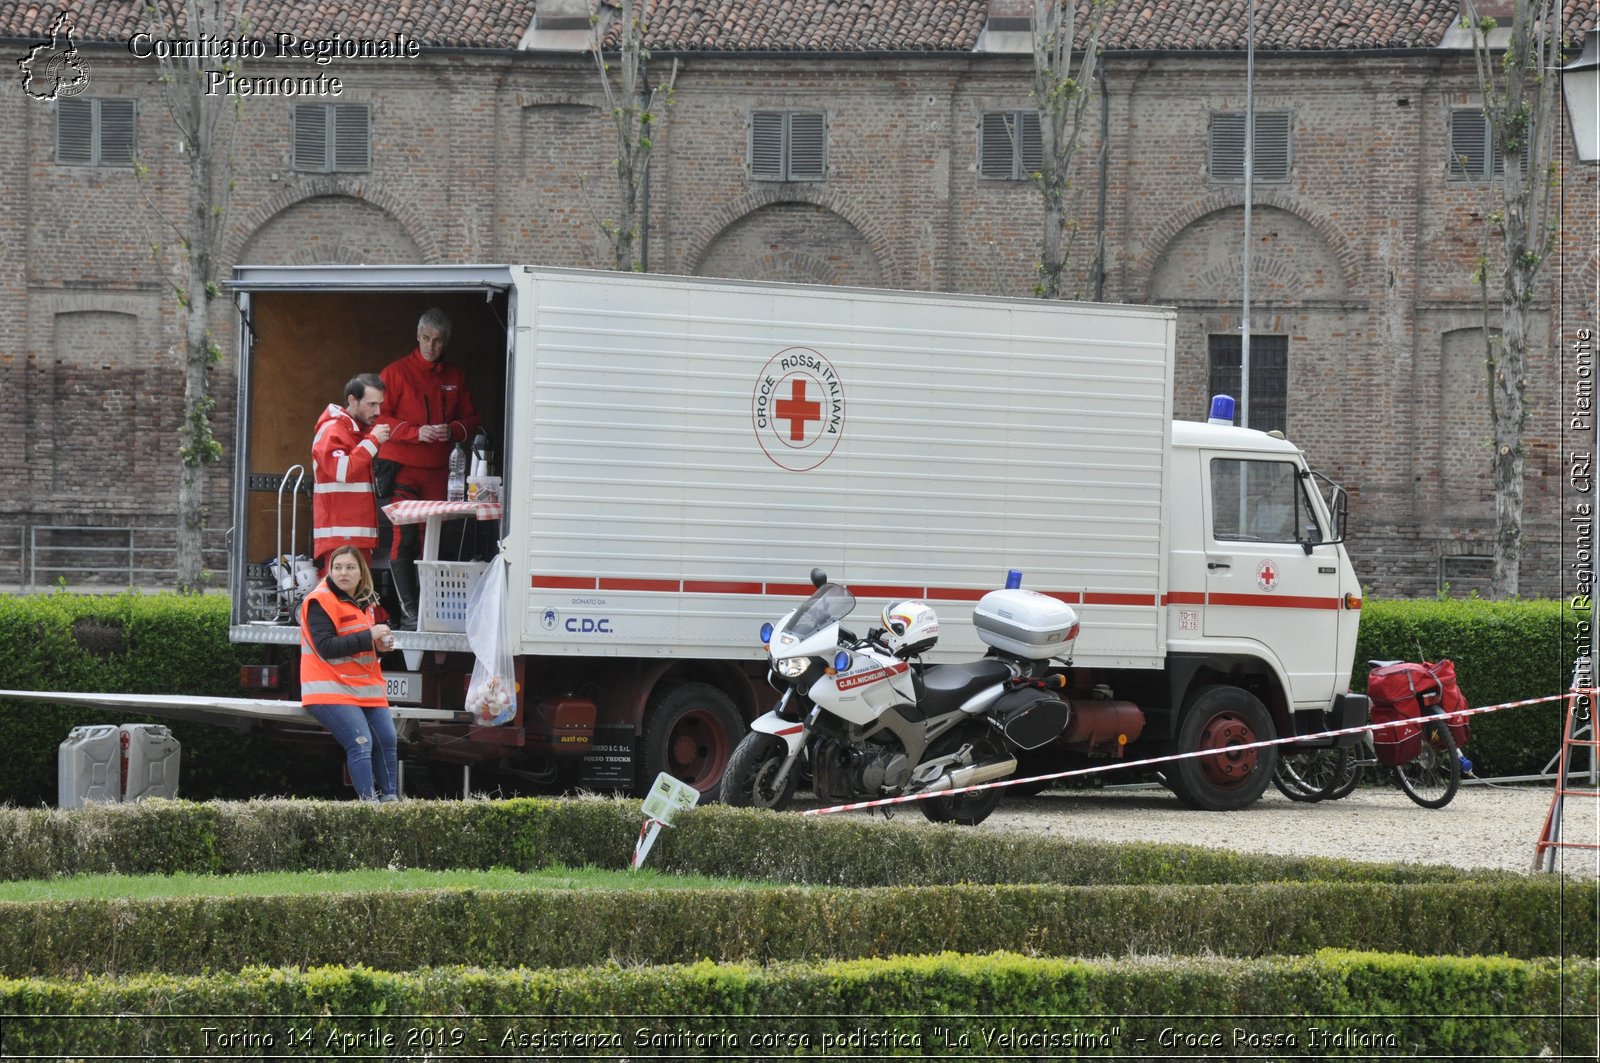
[774, 379, 821, 442]
[752, 346, 847, 472]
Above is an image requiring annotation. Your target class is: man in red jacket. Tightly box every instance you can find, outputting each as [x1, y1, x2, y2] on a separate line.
[311, 374, 391, 567]
[377, 307, 481, 628]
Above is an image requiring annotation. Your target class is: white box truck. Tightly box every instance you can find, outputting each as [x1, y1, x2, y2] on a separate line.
[227, 266, 1364, 810]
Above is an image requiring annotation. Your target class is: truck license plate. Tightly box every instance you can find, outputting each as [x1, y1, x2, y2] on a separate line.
[385, 672, 421, 704]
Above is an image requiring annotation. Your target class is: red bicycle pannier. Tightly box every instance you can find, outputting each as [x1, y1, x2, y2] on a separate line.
[1367, 660, 1471, 766]
[1425, 658, 1471, 750]
[1367, 663, 1432, 766]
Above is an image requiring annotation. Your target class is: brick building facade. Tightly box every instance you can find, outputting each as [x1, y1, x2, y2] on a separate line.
[0, 0, 1594, 596]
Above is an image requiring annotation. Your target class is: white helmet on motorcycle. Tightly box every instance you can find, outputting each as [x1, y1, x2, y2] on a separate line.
[881, 600, 939, 658]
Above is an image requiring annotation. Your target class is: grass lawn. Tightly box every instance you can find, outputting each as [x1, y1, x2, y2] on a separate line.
[0, 864, 765, 903]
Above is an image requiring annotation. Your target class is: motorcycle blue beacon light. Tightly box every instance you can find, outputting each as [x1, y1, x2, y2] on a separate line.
[1005, 569, 1022, 589]
[760, 622, 774, 644]
[834, 650, 852, 672]
[1208, 394, 1236, 426]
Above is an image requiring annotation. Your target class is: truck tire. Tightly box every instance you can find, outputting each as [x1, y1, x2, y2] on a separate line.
[1168, 685, 1277, 811]
[638, 682, 744, 799]
[721, 732, 798, 810]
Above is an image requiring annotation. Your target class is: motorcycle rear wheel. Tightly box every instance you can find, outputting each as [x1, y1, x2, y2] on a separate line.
[919, 736, 1006, 826]
[720, 732, 798, 811]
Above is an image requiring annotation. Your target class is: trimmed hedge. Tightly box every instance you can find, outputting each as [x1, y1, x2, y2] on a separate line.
[1353, 597, 1575, 777]
[1, 879, 1590, 978]
[0, 952, 1593, 1058]
[0, 591, 334, 805]
[0, 797, 1514, 886]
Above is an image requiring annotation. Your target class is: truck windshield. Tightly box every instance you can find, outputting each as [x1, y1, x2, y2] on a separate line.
[782, 584, 857, 640]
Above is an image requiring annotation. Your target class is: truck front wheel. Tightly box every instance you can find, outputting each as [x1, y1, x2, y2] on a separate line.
[638, 682, 744, 799]
[1168, 685, 1277, 811]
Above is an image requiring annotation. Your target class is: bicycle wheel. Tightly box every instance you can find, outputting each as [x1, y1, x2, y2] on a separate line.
[1393, 718, 1461, 809]
[1323, 744, 1365, 800]
[1273, 747, 1349, 802]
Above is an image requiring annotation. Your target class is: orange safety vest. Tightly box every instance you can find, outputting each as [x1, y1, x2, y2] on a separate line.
[298, 581, 388, 707]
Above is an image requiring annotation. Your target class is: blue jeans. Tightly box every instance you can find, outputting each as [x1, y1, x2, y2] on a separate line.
[307, 704, 398, 800]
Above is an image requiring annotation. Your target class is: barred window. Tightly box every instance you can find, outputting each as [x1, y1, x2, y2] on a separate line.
[292, 103, 371, 172]
[750, 111, 826, 181]
[1208, 334, 1288, 434]
[56, 97, 135, 167]
[979, 110, 1041, 180]
[1209, 112, 1291, 182]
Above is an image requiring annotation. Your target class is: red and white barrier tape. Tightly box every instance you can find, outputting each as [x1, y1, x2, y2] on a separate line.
[800, 689, 1583, 817]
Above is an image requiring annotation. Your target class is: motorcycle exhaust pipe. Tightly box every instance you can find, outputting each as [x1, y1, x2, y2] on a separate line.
[931, 756, 1018, 793]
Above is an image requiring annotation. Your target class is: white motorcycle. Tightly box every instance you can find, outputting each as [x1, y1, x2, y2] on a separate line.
[720, 570, 1083, 825]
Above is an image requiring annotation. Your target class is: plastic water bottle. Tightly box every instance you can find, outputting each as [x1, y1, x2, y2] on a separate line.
[447, 444, 466, 502]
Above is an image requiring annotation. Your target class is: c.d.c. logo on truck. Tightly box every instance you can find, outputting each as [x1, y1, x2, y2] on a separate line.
[751, 347, 846, 471]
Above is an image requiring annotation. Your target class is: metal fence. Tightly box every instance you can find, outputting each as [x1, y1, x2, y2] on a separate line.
[0, 522, 230, 591]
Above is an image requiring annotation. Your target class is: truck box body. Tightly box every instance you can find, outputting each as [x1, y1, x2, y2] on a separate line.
[502, 269, 1174, 668]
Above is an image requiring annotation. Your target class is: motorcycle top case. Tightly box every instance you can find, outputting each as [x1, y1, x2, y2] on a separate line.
[972, 589, 1081, 661]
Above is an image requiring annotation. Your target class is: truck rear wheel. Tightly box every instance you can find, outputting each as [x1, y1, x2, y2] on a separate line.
[1168, 685, 1277, 811]
[638, 682, 743, 799]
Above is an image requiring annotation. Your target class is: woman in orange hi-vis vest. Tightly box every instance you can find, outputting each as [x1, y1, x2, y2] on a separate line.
[298, 545, 399, 801]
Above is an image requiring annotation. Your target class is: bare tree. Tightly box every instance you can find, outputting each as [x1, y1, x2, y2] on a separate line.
[135, 0, 246, 590]
[1459, 0, 1563, 598]
[588, 0, 678, 271]
[1030, 0, 1107, 299]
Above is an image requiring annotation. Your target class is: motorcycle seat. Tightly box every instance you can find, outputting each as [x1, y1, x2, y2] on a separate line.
[912, 659, 1012, 716]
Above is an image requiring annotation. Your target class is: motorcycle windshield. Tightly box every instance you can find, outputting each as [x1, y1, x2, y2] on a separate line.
[780, 584, 856, 641]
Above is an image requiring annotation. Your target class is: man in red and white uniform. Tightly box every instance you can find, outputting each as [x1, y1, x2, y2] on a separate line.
[310, 373, 390, 568]
[376, 307, 480, 627]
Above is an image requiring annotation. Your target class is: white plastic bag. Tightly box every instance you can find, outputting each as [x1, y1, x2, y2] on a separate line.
[464, 556, 516, 726]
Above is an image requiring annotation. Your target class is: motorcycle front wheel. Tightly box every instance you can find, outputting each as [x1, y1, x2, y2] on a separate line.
[720, 732, 799, 811]
[919, 736, 1006, 827]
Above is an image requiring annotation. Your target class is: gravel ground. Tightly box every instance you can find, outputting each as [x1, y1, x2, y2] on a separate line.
[981, 782, 1600, 877]
[818, 781, 1600, 877]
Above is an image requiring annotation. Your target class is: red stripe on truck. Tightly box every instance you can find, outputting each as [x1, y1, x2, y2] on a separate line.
[1208, 592, 1342, 610]
[683, 580, 765, 595]
[600, 577, 679, 593]
[532, 575, 597, 590]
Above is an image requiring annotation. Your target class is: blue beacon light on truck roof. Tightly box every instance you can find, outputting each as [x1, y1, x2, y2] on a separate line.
[1208, 394, 1236, 426]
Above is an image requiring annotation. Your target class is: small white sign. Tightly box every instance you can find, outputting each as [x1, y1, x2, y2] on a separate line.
[640, 772, 701, 826]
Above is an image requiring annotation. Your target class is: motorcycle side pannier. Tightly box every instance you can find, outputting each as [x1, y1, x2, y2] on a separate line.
[973, 590, 1080, 661]
[990, 687, 1071, 750]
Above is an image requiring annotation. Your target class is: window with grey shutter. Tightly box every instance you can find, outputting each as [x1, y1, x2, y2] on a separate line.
[979, 110, 1041, 180]
[56, 97, 135, 167]
[1209, 112, 1291, 182]
[293, 103, 370, 173]
[749, 110, 826, 182]
[1448, 108, 1527, 181]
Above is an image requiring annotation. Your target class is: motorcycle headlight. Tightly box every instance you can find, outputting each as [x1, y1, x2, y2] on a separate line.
[776, 656, 810, 679]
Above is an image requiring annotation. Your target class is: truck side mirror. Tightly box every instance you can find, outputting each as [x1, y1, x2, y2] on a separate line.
[1328, 486, 1348, 543]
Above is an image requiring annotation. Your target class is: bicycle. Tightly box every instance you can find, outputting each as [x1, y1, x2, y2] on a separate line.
[1273, 662, 1463, 809]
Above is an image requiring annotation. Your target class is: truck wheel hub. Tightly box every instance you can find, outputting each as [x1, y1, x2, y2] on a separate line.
[1197, 712, 1258, 784]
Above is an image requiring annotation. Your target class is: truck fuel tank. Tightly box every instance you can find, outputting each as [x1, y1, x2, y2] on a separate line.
[1061, 700, 1144, 755]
